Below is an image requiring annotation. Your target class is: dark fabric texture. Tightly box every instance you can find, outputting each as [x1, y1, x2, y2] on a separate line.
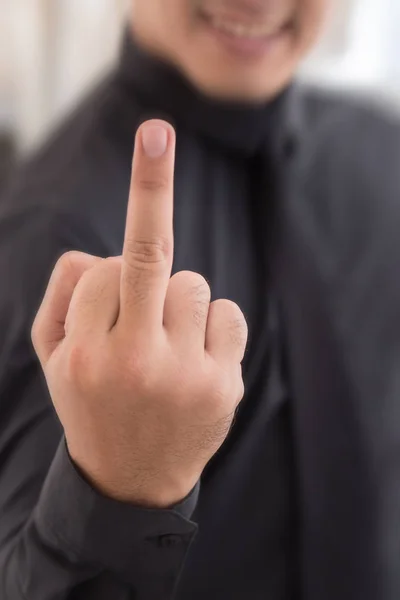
[1, 31, 400, 600]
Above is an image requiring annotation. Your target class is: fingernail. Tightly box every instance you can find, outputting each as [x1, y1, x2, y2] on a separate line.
[141, 124, 168, 158]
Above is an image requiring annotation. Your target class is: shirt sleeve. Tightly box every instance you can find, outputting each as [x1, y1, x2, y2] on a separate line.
[0, 204, 199, 600]
[2, 437, 198, 600]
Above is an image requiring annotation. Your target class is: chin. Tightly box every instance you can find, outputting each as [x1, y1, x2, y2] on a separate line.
[176, 45, 299, 104]
[189, 69, 294, 104]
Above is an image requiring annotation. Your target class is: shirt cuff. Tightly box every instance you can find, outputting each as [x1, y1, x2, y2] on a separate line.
[34, 439, 199, 590]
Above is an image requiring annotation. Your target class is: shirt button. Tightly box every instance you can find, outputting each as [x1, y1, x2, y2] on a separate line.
[158, 534, 182, 548]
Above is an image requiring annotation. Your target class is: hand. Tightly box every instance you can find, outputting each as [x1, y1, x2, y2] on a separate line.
[32, 120, 248, 508]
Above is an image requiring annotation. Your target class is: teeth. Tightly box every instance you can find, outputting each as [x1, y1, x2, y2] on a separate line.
[209, 17, 274, 39]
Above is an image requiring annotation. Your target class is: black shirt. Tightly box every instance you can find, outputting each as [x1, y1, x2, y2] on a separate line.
[1, 32, 400, 600]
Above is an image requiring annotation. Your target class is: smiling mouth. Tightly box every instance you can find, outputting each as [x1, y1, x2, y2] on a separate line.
[199, 10, 291, 40]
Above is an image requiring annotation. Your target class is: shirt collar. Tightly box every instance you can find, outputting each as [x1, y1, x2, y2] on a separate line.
[116, 29, 304, 158]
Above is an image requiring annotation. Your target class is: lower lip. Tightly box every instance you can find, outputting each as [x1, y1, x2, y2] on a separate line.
[200, 14, 289, 60]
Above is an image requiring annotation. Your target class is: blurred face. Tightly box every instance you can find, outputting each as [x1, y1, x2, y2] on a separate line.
[132, 0, 331, 102]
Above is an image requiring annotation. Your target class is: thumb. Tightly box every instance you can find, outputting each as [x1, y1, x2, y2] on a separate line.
[31, 251, 101, 366]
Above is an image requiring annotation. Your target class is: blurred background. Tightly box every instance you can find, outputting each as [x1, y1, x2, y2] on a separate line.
[1, 0, 400, 191]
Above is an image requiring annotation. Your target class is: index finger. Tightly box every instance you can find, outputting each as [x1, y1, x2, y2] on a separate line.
[120, 120, 176, 332]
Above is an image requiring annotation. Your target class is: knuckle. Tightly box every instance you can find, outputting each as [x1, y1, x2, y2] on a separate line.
[205, 363, 244, 407]
[209, 371, 231, 404]
[235, 378, 245, 405]
[171, 271, 210, 298]
[218, 298, 242, 317]
[31, 317, 41, 349]
[123, 352, 157, 394]
[137, 175, 169, 193]
[177, 271, 209, 288]
[181, 274, 210, 330]
[228, 316, 248, 348]
[55, 250, 83, 274]
[105, 255, 123, 267]
[64, 342, 94, 388]
[219, 300, 248, 345]
[125, 237, 171, 265]
[76, 264, 115, 303]
[188, 275, 211, 301]
[179, 271, 211, 303]
[188, 279, 211, 324]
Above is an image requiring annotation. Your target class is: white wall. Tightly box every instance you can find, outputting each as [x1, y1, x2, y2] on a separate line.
[3, 0, 126, 153]
[50, 0, 127, 127]
[303, 0, 400, 97]
[4, 0, 54, 149]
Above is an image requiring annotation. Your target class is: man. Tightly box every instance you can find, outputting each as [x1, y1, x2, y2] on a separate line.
[1, 1, 400, 599]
